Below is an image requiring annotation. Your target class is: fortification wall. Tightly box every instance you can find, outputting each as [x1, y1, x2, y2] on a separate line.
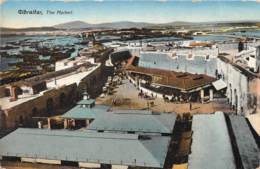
[2, 84, 77, 128]
[1, 64, 104, 129]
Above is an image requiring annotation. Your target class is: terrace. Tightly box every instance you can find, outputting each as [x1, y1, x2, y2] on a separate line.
[97, 79, 233, 114]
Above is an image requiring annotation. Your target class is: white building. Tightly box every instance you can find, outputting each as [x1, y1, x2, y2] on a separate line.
[235, 46, 260, 73]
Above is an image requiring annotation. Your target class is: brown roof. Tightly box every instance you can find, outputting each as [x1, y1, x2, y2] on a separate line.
[126, 65, 216, 91]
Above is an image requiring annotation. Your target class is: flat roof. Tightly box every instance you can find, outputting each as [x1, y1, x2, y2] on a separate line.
[11, 62, 93, 87]
[77, 99, 95, 105]
[0, 93, 42, 110]
[0, 128, 170, 168]
[61, 105, 109, 120]
[88, 111, 177, 134]
[0, 64, 100, 110]
[188, 112, 236, 169]
[46, 66, 99, 88]
[228, 115, 260, 169]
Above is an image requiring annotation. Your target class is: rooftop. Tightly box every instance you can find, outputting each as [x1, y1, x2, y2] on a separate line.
[88, 110, 177, 134]
[126, 65, 216, 91]
[0, 128, 170, 168]
[188, 112, 260, 169]
[188, 112, 236, 169]
[0, 92, 42, 110]
[61, 104, 109, 120]
[13, 62, 93, 87]
[228, 115, 260, 169]
[46, 70, 94, 88]
[0, 64, 100, 110]
[77, 99, 95, 105]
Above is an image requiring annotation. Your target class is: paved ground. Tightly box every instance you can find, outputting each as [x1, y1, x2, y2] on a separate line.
[96, 79, 234, 115]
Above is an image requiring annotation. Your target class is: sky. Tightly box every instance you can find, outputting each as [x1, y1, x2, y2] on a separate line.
[1, 0, 260, 28]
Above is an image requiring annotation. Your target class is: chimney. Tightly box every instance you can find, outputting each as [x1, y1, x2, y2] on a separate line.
[238, 41, 244, 52]
[9, 86, 18, 102]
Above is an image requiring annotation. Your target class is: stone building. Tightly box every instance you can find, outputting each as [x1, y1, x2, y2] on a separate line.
[0, 63, 104, 129]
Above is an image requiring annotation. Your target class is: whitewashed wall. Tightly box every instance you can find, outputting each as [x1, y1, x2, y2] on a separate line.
[124, 47, 252, 115]
[216, 59, 249, 115]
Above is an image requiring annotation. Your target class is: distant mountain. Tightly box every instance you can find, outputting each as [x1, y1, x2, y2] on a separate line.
[159, 21, 194, 26]
[1, 20, 260, 32]
[54, 21, 93, 29]
[0, 27, 62, 32]
[55, 20, 248, 30]
[96, 21, 155, 29]
[54, 21, 155, 29]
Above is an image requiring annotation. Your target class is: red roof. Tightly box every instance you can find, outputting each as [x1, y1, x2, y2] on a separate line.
[126, 65, 216, 91]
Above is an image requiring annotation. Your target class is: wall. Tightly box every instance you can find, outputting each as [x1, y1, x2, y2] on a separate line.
[3, 83, 77, 129]
[216, 59, 249, 115]
[256, 46, 260, 72]
[0, 86, 8, 98]
[0, 109, 5, 129]
[78, 64, 103, 98]
[138, 52, 218, 77]
[248, 78, 260, 114]
[1, 64, 104, 129]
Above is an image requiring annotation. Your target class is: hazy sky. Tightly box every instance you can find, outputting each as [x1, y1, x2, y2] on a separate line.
[1, 0, 260, 28]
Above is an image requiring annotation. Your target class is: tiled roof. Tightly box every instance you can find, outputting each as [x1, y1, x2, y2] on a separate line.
[126, 65, 216, 91]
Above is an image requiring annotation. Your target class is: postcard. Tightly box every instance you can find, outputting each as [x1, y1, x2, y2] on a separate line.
[0, 0, 259, 169]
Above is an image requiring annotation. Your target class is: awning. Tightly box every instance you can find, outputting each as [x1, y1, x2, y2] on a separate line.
[212, 79, 227, 91]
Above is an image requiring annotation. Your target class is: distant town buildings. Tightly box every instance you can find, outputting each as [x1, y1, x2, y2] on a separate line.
[0, 46, 112, 129]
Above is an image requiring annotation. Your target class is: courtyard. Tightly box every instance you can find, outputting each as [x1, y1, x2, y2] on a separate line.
[96, 78, 234, 115]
